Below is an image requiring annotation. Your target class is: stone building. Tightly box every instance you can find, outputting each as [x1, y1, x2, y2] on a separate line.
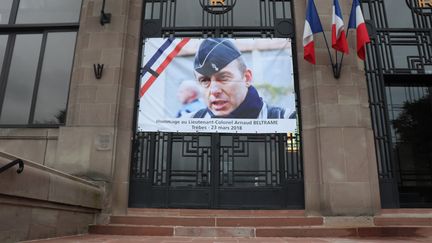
[0, 0, 431, 241]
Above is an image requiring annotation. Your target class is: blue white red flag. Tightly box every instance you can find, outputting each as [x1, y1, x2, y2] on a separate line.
[332, 0, 349, 54]
[140, 38, 190, 98]
[303, 0, 323, 64]
[348, 0, 370, 60]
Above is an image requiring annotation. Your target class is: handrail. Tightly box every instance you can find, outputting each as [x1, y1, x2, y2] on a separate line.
[0, 159, 24, 174]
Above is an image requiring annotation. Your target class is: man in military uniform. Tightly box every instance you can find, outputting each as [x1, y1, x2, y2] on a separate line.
[191, 38, 285, 118]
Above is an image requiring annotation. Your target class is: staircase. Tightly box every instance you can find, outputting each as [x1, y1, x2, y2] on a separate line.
[89, 208, 432, 238]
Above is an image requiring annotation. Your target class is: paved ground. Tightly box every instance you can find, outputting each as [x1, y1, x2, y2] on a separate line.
[23, 234, 432, 243]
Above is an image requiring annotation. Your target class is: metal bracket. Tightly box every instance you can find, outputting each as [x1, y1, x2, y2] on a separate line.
[94, 64, 104, 79]
[100, 0, 111, 25]
[0, 159, 24, 174]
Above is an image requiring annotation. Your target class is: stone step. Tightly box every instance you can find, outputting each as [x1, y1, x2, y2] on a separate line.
[127, 208, 305, 217]
[110, 215, 323, 227]
[375, 209, 432, 226]
[110, 216, 215, 227]
[89, 224, 432, 238]
[89, 225, 255, 237]
[256, 226, 432, 238]
[89, 225, 173, 236]
[90, 209, 432, 238]
[375, 217, 432, 226]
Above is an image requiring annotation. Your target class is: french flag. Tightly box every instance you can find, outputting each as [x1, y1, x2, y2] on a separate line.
[332, 0, 349, 54]
[348, 0, 370, 60]
[303, 0, 323, 64]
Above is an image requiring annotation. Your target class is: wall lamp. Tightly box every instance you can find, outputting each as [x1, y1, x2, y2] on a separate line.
[100, 0, 111, 25]
[94, 64, 104, 79]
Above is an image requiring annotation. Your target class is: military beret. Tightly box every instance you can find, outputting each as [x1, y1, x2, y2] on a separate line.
[194, 38, 242, 77]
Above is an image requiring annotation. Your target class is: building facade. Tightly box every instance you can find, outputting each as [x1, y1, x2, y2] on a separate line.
[0, 0, 431, 241]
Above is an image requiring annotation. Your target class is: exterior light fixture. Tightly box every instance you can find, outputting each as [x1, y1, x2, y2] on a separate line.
[100, 0, 111, 25]
[94, 64, 104, 79]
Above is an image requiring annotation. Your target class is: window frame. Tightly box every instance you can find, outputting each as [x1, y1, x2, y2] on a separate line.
[0, 0, 81, 128]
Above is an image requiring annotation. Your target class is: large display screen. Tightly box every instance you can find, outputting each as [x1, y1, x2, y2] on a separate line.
[138, 38, 297, 133]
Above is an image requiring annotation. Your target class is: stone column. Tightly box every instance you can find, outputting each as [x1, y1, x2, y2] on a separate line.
[54, 0, 142, 217]
[294, 0, 381, 216]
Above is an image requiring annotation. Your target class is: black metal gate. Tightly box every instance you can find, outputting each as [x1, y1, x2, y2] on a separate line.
[363, 0, 432, 208]
[129, 132, 303, 208]
[128, 0, 304, 209]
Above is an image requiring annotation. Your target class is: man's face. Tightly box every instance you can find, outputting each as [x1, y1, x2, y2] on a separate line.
[195, 60, 252, 117]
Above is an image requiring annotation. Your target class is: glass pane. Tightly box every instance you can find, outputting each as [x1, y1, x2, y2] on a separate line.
[386, 85, 432, 205]
[0, 34, 42, 124]
[233, 0, 261, 26]
[275, 1, 291, 19]
[33, 32, 76, 124]
[384, 0, 413, 28]
[16, 0, 82, 24]
[391, 46, 419, 69]
[0, 35, 8, 71]
[362, 3, 370, 20]
[144, 2, 161, 20]
[0, 0, 13, 24]
[175, 0, 202, 27]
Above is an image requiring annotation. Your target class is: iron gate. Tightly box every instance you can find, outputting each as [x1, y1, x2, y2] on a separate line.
[363, 0, 432, 207]
[128, 0, 304, 209]
[129, 132, 303, 208]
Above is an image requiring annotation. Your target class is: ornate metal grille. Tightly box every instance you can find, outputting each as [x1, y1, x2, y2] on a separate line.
[130, 132, 302, 208]
[129, 0, 303, 209]
[141, 0, 294, 38]
[363, 0, 432, 207]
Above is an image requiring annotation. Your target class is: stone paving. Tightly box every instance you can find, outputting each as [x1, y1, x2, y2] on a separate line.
[23, 234, 432, 243]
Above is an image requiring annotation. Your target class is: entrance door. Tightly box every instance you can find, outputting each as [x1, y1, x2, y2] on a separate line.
[385, 83, 432, 207]
[129, 0, 302, 209]
[129, 132, 303, 209]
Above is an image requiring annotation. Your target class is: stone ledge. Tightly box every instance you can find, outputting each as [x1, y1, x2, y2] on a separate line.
[0, 194, 99, 214]
[0, 152, 103, 209]
[0, 151, 100, 188]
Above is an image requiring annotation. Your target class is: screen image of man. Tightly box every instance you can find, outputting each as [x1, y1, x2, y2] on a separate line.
[191, 38, 286, 119]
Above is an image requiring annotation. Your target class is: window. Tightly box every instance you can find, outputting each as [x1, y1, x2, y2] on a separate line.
[0, 0, 14, 24]
[0, 0, 81, 126]
[16, 0, 82, 24]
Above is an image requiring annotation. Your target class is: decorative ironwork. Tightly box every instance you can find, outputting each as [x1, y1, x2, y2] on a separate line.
[199, 0, 237, 15]
[409, 0, 432, 16]
[363, 0, 432, 208]
[130, 0, 301, 209]
[130, 132, 303, 208]
[141, 0, 294, 38]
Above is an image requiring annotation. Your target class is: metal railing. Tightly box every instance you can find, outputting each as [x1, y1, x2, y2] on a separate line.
[0, 159, 24, 174]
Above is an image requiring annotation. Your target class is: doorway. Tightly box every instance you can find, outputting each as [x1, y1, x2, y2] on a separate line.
[128, 0, 303, 209]
[129, 132, 303, 209]
[385, 80, 432, 207]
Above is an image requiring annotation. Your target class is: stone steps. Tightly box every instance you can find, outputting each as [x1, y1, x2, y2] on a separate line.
[88, 208, 432, 238]
[110, 215, 324, 227]
[375, 209, 432, 226]
[89, 224, 432, 238]
[127, 208, 306, 217]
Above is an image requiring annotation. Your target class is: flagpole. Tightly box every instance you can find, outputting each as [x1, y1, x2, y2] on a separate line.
[321, 31, 338, 78]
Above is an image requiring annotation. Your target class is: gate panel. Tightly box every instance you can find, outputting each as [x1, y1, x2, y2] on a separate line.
[129, 132, 303, 209]
[129, 0, 303, 209]
[216, 133, 303, 208]
[363, 0, 432, 208]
